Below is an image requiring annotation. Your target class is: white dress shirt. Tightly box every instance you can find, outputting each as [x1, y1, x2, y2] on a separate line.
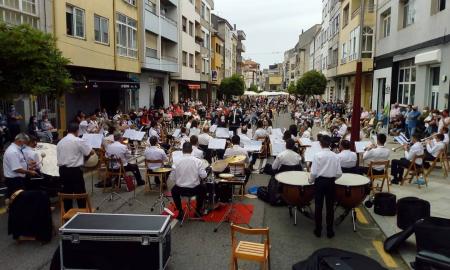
[253, 128, 268, 140]
[106, 141, 131, 168]
[337, 124, 347, 137]
[189, 127, 200, 137]
[23, 146, 41, 170]
[310, 148, 342, 182]
[87, 120, 99, 133]
[57, 133, 92, 168]
[144, 146, 168, 169]
[224, 145, 249, 175]
[427, 141, 445, 158]
[169, 154, 207, 188]
[192, 146, 204, 159]
[198, 132, 212, 146]
[337, 150, 357, 169]
[238, 134, 252, 147]
[301, 129, 311, 139]
[148, 128, 160, 140]
[363, 145, 390, 170]
[3, 143, 28, 178]
[272, 149, 301, 171]
[405, 142, 424, 165]
[78, 120, 88, 135]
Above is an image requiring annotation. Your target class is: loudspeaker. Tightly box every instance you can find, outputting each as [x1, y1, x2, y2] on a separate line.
[396, 197, 430, 230]
[373, 192, 396, 216]
[415, 217, 450, 258]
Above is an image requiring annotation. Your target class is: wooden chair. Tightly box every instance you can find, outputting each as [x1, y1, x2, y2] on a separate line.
[230, 223, 270, 270]
[402, 154, 428, 188]
[144, 159, 166, 192]
[425, 150, 449, 178]
[257, 137, 269, 159]
[228, 162, 247, 200]
[58, 193, 92, 225]
[367, 160, 390, 193]
[104, 156, 126, 192]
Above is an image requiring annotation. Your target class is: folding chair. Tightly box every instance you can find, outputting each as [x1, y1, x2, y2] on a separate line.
[230, 223, 270, 270]
[58, 193, 92, 225]
[103, 156, 126, 192]
[402, 154, 428, 188]
[144, 159, 165, 192]
[367, 160, 390, 193]
[425, 149, 448, 178]
[228, 162, 247, 200]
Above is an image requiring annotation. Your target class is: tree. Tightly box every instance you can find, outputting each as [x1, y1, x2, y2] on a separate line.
[296, 70, 327, 97]
[248, 83, 259, 92]
[287, 81, 296, 95]
[219, 74, 245, 99]
[0, 23, 72, 98]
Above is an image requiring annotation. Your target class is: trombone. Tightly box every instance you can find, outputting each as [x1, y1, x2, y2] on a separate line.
[392, 141, 428, 152]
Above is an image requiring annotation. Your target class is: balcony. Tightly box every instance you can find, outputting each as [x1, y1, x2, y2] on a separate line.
[146, 47, 158, 59]
[200, 46, 209, 56]
[144, 55, 178, 73]
[161, 15, 178, 42]
[195, 32, 204, 42]
[162, 0, 177, 7]
[145, 9, 159, 35]
[351, 7, 360, 19]
[237, 43, 246, 52]
[237, 30, 246, 41]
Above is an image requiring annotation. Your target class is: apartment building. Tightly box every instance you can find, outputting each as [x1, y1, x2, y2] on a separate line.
[293, 25, 321, 82]
[282, 48, 297, 89]
[335, 0, 375, 109]
[211, 31, 224, 100]
[268, 64, 283, 91]
[242, 59, 261, 89]
[211, 14, 233, 78]
[231, 31, 237, 75]
[236, 29, 246, 75]
[372, 0, 450, 113]
[326, 0, 341, 101]
[139, 0, 179, 109]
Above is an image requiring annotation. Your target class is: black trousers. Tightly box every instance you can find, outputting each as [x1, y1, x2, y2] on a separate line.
[359, 167, 385, 176]
[424, 150, 436, 162]
[124, 164, 144, 185]
[171, 184, 206, 213]
[391, 158, 411, 180]
[59, 166, 86, 211]
[4, 177, 25, 198]
[314, 177, 336, 231]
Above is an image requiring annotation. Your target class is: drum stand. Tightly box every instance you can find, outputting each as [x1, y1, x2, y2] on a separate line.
[213, 183, 251, 232]
[335, 208, 358, 232]
[150, 191, 171, 214]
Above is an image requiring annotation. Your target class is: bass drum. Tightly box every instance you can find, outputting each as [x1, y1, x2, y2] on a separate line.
[281, 181, 315, 208]
[335, 174, 370, 209]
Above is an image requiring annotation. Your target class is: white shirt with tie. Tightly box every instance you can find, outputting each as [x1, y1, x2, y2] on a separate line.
[272, 149, 301, 171]
[57, 133, 92, 168]
[169, 154, 207, 188]
[337, 124, 347, 137]
[310, 148, 342, 182]
[363, 145, 390, 170]
[144, 146, 168, 169]
[337, 150, 357, 169]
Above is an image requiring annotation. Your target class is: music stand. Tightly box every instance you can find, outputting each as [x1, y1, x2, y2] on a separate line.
[213, 175, 252, 232]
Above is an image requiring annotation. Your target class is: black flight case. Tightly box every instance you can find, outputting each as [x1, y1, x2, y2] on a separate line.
[59, 213, 171, 270]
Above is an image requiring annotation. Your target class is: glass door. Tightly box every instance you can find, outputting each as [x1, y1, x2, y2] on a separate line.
[430, 66, 440, 110]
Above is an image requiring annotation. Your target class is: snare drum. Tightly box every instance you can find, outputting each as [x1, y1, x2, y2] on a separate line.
[335, 174, 370, 209]
[275, 171, 315, 207]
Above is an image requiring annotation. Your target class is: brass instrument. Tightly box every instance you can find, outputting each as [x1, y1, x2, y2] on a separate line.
[421, 133, 437, 142]
[392, 141, 427, 152]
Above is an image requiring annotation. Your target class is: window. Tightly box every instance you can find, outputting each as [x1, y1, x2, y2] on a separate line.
[362, 26, 373, 58]
[66, 5, 85, 38]
[189, 53, 194, 68]
[348, 27, 359, 61]
[206, 7, 210, 22]
[94, 15, 109, 44]
[397, 60, 416, 105]
[182, 51, 187, 66]
[123, 0, 136, 6]
[3, 0, 19, 9]
[182, 16, 187, 32]
[201, 2, 205, 19]
[343, 4, 349, 27]
[189, 21, 193, 36]
[438, 0, 446, 11]
[341, 42, 347, 63]
[381, 9, 391, 38]
[401, 0, 415, 28]
[367, 0, 375, 13]
[432, 0, 446, 14]
[116, 13, 137, 58]
[22, 0, 36, 14]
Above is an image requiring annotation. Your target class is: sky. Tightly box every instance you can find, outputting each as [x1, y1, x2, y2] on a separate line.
[213, 0, 322, 69]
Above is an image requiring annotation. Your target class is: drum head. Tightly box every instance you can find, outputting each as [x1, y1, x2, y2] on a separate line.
[84, 153, 99, 168]
[275, 171, 310, 186]
[219, 173, 234, 179]
[211, 160, 228, 173]
[201, 159, 210, 170]
[336, 173, 370, 186]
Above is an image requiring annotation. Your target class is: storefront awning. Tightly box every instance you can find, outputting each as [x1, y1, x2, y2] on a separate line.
[188, 84, 201, 90]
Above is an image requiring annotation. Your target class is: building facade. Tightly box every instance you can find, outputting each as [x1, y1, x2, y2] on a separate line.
[242, 59, 261, 89]
[211, 30, 224, 100]
[372, 0, 450, 113]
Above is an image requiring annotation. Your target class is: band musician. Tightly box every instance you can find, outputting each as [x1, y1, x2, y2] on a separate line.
[169, 142, 207, 220]
[144, 136, 168, 185]
[224, 135, 249, 179]
[337, 140, 358, 173]
[424, 133, 445, 162]
[309, 135, 342, 238]
[271, 138, 302, 173]
[391, 134, 424, 184]
[360, 134, 390, 175]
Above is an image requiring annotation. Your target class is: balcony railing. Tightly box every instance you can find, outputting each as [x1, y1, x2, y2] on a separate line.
[146, 47, 158, 59]
[161, 14, 177, 26]
[162, 55, 178, 63]
[352, 7, 360, 19]
[145, 0, 157, 14]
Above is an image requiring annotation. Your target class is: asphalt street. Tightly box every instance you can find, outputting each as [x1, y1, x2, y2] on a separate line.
[0, 112, 409, 270]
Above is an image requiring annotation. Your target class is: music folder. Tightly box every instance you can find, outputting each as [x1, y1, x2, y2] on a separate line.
[82, 134, 104, 149]
[208, 138, 226, 150]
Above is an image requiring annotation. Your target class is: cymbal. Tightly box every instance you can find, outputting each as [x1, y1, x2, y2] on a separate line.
[211, 160, 228, 173]
[224, 155, 246, 164]
[219, 173, 234, 179]
[153, 168, 172, 173]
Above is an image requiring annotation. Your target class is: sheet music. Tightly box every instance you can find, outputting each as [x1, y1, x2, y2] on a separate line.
[82, 134, 104, 149]
[215, 128, 230, 138]
[229, 131, 234, 137]
[208, 138, 227, 149]
[123, 129, 146, 141]
[209, 125, 218, 133]
[299, 138, 312, 146]
[271, 128, 283, 139]
[172, 129, 181, 138]
[123, 129, 134, 139]
[237, 128, 253, 139]
[189, 128, 200, 137]
[304, 141, 322, 162]
[355, 141, 371, 153]
[243, 140, 262, 152]
[171, 150, 183, 164]
[394, 135, 408, 145]
[269, 135, 285, 156]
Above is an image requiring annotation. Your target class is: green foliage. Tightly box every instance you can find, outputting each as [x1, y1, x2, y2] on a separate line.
[287, 81, 296, 94]
[219, 74, 246, 99]
[296, 70, 327, 96]
[0, 23, 73, 98]
[248, 84, 259, 92]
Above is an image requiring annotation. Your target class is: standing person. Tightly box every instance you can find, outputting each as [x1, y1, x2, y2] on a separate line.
[169, 142, 207, 220]
[391, 134, 424, 184]
[7, 105, 23, 139]
[405, 105, 421, 138]
[228, 104, 242, 135]
[57, 123, 94, 211]
[3, 133, 38, 198]
[309, 135, 342, 238]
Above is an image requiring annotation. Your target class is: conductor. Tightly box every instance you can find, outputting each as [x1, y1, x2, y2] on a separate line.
[309, 135, 342, 238]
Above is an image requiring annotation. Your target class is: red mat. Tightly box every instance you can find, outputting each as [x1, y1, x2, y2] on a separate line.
[165, 200, 254, 225]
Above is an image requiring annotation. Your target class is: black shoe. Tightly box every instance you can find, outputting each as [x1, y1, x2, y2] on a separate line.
[177, 211, 184, 221]
[391, 178, 399, 185]
[136, 182, 145, 187]
[313, 228, 321, 238]
[327, 230, 335, 239]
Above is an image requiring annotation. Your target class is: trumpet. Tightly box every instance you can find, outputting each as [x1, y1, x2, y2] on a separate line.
[392, 144, 408, 152]
[421, 133, 437, 142]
